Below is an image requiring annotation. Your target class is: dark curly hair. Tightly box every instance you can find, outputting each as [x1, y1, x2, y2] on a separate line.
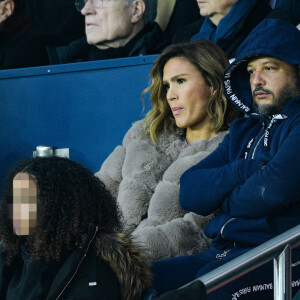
[0, 157, 122, 265]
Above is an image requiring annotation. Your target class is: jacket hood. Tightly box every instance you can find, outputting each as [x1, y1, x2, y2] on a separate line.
[95, 232, 152, 300]
[223, 18, 300, 116]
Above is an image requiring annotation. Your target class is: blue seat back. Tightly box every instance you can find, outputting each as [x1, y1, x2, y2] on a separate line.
[0, 55, 157, 189]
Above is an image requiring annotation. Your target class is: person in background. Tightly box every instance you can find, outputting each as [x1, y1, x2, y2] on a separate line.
[0, 157, 151, 299]
[96, 40, 240, 261]
[153, 18, 300, 299]
[174, 0, 271, 59]
[47, 0, 169, 64]
[0, 0, 61, 69]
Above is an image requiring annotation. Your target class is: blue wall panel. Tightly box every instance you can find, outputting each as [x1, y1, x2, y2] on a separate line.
[0, 55, 157, 189]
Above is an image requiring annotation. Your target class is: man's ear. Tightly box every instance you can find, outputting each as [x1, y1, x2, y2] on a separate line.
[131, 0, 145, 24]
[0, 0, 15, 23]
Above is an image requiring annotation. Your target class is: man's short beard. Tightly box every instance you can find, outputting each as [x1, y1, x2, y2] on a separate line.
[253, 75, 300, 117]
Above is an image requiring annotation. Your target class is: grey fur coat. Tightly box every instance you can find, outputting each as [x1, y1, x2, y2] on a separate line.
[96, 120, 227, 260]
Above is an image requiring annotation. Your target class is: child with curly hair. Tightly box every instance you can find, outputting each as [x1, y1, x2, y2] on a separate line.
[0, 156, 151, 300]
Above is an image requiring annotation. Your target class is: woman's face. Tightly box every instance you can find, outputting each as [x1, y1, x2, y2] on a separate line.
[163, 57, 213, 131]
[12, 172, 37, 236]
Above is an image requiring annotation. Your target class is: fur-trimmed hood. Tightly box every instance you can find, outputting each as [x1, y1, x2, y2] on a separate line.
[0, 223, 152, 300]
[95, 232, 152, 300]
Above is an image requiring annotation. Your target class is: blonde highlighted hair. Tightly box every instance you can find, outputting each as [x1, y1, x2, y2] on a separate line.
[142, 40, 240, 145]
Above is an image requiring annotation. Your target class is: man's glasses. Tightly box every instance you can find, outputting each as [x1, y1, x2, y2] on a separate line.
[75, 0, 109, 11]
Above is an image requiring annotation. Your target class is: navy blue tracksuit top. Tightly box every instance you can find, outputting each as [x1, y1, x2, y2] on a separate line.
[180, 19, 300, 250]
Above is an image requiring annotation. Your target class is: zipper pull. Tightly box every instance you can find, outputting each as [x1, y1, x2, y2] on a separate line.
[216, 249, 231, 259]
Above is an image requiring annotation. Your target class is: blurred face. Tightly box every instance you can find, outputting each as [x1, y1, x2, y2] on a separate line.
[196, 0, 238, 25]
[163, 57, 213, 131]
[81, 0, 136, 49]
[247, 57, 300, 117]
[12, 172, 37, 236]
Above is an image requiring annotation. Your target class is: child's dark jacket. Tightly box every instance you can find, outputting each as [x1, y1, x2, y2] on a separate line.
[0, 223, 151, 300]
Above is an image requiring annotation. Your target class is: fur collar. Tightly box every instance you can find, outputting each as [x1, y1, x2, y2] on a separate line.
[95, 233, 152, 300]
[124, 120, 228, 161]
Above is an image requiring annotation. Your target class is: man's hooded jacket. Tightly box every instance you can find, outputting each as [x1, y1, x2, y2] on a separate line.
[180, 19, 300, 249]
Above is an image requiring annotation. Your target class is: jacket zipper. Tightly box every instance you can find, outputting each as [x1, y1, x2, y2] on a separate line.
[218, 123, 265, 258]
[55, 226, 99, 300]
[251, 123, 265, 159]
[251, 133, 264, 159]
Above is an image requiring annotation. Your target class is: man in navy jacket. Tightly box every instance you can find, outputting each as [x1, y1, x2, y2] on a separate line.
[153, 19, 300, 299]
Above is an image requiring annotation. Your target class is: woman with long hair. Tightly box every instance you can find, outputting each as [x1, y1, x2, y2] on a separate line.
[96, 40, 240, 261]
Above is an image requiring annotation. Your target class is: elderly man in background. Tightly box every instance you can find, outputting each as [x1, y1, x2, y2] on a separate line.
[174, 0, 300, 60]
[48, 0, 170, 64]
[173, 0, 271, 59]
[80, 0, 152, 54]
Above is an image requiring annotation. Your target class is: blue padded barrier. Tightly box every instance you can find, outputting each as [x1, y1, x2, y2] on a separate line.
[0, 55, 158, 189]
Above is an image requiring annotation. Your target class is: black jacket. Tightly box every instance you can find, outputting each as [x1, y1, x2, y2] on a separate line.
[0, 9, 62, 70]
[47, 22, 167, 65]
[0, 224, 152, 300]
